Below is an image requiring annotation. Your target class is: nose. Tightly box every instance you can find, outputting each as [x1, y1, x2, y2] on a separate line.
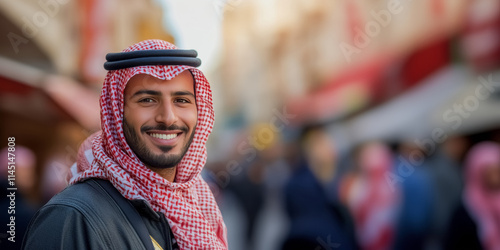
[155, 101, 178, 126]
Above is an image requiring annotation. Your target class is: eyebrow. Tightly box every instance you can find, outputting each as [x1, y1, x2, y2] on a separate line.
[131, 90, 195, 98]
[172, 91, 195, 98]
[131, 90, 161, 98]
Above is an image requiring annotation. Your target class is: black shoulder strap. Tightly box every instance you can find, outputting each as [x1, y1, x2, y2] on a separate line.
[89, 179, 155, 250]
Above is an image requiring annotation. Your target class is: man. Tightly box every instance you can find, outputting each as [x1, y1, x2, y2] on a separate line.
[22, 40, 227, 250]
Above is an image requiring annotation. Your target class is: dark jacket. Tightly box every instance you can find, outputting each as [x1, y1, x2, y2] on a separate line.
[443, 201, 483, 250]
[22, 178, 176, 250]
[282, 164, 359, 250]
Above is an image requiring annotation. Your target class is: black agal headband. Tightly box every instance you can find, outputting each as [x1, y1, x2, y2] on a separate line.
[103, 49, 201, 70]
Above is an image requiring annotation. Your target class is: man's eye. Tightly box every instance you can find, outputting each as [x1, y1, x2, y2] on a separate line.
[175, 98, 190, 103]
[138, 98, 155, 103]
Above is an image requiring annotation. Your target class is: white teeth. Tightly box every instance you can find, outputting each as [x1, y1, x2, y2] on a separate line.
[150, 133, 178, 140]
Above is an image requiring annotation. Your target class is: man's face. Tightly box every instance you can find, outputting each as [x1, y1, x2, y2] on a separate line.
[123, 71, 197, 170]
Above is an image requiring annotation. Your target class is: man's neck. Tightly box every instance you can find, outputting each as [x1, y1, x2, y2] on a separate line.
[148, 166, 177, 182]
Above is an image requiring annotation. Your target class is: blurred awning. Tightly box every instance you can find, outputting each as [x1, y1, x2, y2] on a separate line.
[0, 56, 100, 130]
[343, 65, 469, 144]
[42, 75, 100, 130]
[287, 56, 394, 124]
[429, 69, 500, 136]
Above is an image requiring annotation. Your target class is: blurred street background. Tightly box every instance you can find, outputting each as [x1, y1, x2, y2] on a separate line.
[2, 0, 500, 249]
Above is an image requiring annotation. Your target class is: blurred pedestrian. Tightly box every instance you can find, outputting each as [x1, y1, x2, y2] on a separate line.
[423, 136, 464, 248]
[444, 141, 500, 250]
[391, 143, 434, 250]
[341, 142, 399, 250]
[282, 126, 358, 250]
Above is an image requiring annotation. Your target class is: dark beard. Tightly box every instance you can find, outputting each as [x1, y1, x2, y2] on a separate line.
[123, 119, 195, 169]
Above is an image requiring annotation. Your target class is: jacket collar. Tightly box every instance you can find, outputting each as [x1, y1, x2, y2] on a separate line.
[130, 199, 161, 221]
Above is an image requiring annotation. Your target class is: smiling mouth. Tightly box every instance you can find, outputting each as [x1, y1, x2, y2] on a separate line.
[148, 133, 180, 140]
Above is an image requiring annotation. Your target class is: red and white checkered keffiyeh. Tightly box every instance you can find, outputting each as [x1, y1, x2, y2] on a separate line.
[69, 40, 227, 249]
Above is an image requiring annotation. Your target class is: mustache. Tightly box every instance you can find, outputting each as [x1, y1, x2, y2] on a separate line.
[141, 124, 188, 133]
